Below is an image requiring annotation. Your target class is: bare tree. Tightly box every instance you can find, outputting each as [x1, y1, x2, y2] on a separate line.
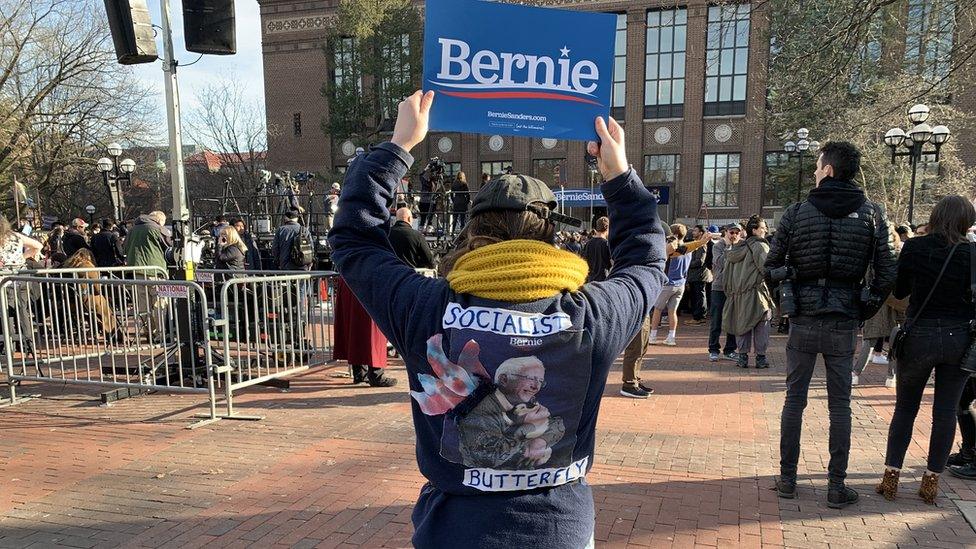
[762, 0, 976, 216]
[184, 75, 277, 199]
[0, 0, 155, 220]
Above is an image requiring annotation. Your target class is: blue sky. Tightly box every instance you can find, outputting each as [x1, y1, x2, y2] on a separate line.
[130, 0, 265, 145]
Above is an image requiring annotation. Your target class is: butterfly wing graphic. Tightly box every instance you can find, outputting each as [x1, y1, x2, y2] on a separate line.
[411, 334, 489, 416]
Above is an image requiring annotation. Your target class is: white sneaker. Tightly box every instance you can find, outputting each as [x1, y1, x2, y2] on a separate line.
[663, 337, 677, 346]
[871, 353, 890, 365]
[851, 373, 859, 386]
[885, 375, 897, 388]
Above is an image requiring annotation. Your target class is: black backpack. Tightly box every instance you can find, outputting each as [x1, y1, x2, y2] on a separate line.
[290, 229, 315, 267]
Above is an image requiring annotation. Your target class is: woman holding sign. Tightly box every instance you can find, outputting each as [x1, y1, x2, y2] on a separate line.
[329, 90, 666, 548]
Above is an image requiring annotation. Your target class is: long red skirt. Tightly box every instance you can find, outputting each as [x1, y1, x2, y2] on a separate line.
[333, 277, 388, 368]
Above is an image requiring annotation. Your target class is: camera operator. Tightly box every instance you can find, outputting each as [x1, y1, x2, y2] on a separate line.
[765, 141, 896, 508]
[419, 158, 445, 232]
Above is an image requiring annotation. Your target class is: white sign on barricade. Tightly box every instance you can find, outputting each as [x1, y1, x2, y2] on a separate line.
[157, 284, 190, 299]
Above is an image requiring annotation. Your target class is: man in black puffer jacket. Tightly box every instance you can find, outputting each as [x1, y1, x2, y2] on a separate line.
[765, 141, 896, 509]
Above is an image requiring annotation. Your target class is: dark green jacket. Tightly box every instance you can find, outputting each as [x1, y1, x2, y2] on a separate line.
[124, 215, 170, 271]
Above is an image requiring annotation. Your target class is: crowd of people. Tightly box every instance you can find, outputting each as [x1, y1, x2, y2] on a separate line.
[322, 90, 976, 547]
[0, 87, 971, 547]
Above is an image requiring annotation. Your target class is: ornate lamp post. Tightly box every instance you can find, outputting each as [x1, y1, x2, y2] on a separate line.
[884, 104, 951, 226]
[96, 142, 136, 222]
[783, 128, 821, 203]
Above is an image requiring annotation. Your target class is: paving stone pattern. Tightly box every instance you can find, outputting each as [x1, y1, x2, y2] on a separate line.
[1, 326, 974, 548]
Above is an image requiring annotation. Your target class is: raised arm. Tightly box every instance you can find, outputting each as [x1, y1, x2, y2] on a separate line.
[328, 91, 448, 353]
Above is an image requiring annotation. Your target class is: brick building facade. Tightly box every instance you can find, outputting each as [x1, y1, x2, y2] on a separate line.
[258, 0, 974, 224]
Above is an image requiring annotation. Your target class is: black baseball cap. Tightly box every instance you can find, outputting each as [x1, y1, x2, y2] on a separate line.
[470, 174, 556, 216]
[470, 174, 582, 228]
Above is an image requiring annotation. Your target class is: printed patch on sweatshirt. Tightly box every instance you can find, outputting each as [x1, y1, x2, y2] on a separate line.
[441, 303, 572, 336]
[412, 303, 592, 492]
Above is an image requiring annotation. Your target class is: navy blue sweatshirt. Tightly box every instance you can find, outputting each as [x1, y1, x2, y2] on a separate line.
[329, 142, 666, 548]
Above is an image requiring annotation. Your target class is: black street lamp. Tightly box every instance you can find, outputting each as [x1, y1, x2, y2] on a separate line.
[96, 142, 136, 222]
[884, 104, 951, 226]
[85, 204, 95, 228]
[783, 128, 820, 204]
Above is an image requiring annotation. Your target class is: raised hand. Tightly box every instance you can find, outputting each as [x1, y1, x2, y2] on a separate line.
[391, 90, 435, 152]
[411, 334, 490, 416]
[586, 116, 628, 181]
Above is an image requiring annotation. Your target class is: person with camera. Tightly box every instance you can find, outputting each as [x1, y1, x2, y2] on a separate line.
[419, 159, 444, 232]
[328, 89, 666, 548]
[765, 141, 896, 508]
[875, 195, 976, 505]
[685, 225, 713, 327]
[707, 224, 741, 362]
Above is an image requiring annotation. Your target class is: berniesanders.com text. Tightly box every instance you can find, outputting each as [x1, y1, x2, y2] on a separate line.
[487, 111, 548, 123]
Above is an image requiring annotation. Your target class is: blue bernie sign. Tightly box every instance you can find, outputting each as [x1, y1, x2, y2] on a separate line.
[554, 186, 670, 207]
[422, 0, 616, 141]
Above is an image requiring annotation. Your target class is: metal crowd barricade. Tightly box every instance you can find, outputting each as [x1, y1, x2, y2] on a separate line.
[0, 266, 340, 428]
[27, 265, 169, 279]
[0, 274, 220, 428]
[208, 271, 336, 419]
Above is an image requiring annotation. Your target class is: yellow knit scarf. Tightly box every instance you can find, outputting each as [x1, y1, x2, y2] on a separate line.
[446, 239, 589, 302]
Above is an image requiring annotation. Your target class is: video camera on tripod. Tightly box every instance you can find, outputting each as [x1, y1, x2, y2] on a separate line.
[426, 157, 447, 178]
[293, 171, 314, 183]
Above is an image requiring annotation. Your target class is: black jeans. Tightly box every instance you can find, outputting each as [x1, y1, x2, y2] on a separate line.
[884, 319, 972, 473]
[780, 316, 858, 487]
[689, 281, 707, 320]
[452, 210, 467, 233]
[958, 378, 976, 451]
[419, 201, 434, 227]
[707, 290, 736, 354]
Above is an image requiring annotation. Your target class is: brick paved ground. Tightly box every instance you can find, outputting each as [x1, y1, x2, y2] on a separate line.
[2, 325, 975, 548]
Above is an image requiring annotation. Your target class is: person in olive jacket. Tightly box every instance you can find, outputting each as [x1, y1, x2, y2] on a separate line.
[722, 216, 773, 369]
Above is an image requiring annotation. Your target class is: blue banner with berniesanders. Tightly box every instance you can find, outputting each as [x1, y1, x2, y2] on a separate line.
[554, 186, 669, 206]
[422, 0, 616, 141]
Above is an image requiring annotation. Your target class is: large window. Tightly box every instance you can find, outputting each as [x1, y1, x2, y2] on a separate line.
[704, 4, 750, 116]
[644, 8, 687, 119]
[381, 34, 412, 121]
[481, 161, 512, 179]
[332, 37, 360, 92]
[611, 14, 627, 120]
[444, 162, 461, 179]
[702, 153, 740, 207]
[643, 154, 680, 187]
[533, 158, 565, 187]
[849, 16, 883, 94]
[905, 0, 955, 90]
